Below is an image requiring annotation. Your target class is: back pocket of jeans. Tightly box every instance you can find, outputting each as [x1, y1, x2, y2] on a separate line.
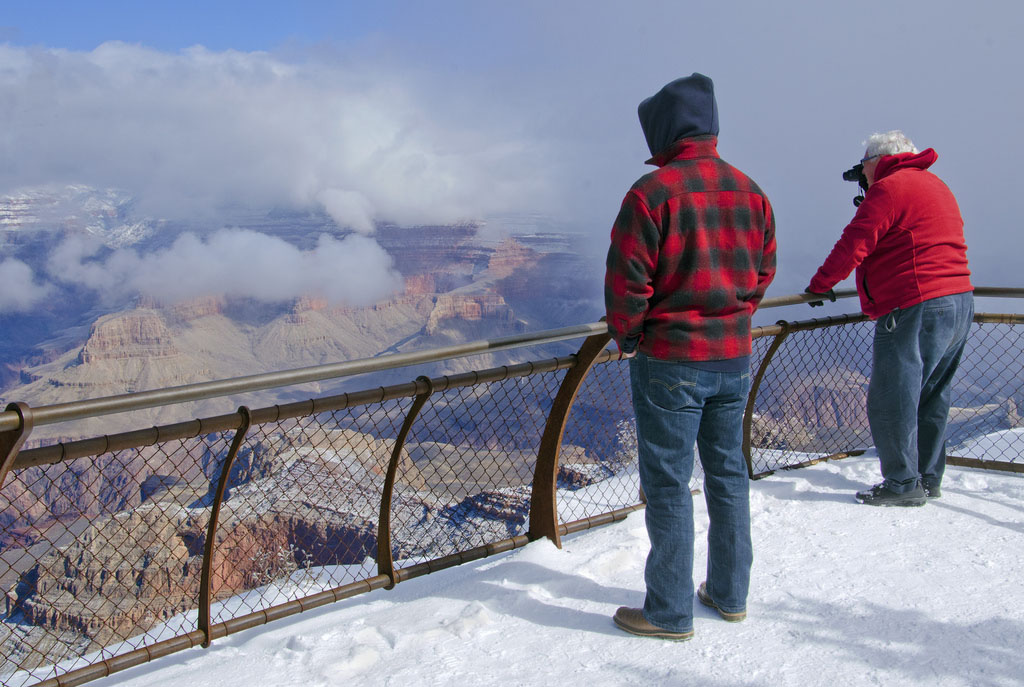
[647, 360, 699, 410]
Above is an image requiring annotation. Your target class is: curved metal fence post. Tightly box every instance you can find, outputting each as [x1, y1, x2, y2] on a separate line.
[378, 377, 433, 589]
[199, 406, 252, 648]
[0, 402, 33, 491]
[529, 329, 613, 548]
[744, 322, 792, 479]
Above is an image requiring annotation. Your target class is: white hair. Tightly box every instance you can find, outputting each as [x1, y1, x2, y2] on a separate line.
[863, 130, 919, 158]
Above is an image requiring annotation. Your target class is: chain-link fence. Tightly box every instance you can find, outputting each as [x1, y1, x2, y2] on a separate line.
[1, 428, 236, 685]
[0, 352, 637, 687]
[745, 313, 1024, 477]
[1, 309, 1021, 687]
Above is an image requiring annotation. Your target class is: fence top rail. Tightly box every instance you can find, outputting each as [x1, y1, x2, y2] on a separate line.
[2, 286, 1020, 433]
[0, 322, 608, 433]
[12, 350, 627, 470]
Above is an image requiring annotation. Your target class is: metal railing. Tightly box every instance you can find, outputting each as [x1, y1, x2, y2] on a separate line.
[0, 287, 1021, 687]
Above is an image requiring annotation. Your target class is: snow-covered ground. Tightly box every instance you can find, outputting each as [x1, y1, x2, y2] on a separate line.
[76, 451, 1024, 687]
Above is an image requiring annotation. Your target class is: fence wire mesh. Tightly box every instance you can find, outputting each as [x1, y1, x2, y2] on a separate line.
[206, 400, 409, 625]
[558, 357, 645, 523]
[390, 371, 563, 566]
[0, 313, 1020, 687]
[747, 321, 874, 475]
[1, 432, 233, 686]
[945, 320, 1024, 463]
[746, 318, 1024, 476]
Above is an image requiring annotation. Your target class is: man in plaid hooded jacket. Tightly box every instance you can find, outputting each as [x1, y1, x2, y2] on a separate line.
[606, 73, 776, 640]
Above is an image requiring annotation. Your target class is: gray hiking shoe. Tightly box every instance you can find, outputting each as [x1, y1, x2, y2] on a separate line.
[697, 582, 746, 622]
[922, 480, 942, 499]
[855, 482, 926, 507]
[612, 607, 694, 641]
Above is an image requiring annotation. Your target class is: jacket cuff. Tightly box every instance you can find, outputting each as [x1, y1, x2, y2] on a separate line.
[807, 276, 832, 294]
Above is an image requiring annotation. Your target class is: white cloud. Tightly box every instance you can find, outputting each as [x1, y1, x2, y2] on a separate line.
[0, 259, 52, 313]
[0, 42, 555, 229]
[46, 229, 403, 307]
[0, 42, 563, 310]
[316, 189, 375, 235]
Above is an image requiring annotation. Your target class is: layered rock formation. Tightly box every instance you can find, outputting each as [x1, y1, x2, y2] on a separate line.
[782, 368, 870, 430]
[78, 310, 180, 364]
[11, 505, 204, 643]
[425, 294, 517, 335]
[0, 438, 211, 552]
[486, 238, 536, 279]
[745, 367, 874, 453]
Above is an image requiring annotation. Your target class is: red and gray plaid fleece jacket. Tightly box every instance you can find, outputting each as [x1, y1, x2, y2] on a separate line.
[604, 135, 777, 360]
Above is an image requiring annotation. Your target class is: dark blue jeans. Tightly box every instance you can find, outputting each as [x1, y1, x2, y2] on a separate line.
[867, 292, 974, 493]
[629, 354, 752, 632]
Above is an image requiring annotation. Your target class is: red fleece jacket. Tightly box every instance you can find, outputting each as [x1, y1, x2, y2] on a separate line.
[808, 149, 972, 319]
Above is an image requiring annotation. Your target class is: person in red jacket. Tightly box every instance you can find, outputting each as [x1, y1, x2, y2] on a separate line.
[605, 73, 776, 640]
[806, 130, 973, 507]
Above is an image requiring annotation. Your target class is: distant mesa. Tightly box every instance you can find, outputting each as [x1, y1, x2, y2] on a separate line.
[78, 310, 180, 363]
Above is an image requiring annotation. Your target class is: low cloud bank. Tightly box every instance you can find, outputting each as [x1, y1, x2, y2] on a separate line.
[45, 229, 403, 308]
[0, 259, 52, 312]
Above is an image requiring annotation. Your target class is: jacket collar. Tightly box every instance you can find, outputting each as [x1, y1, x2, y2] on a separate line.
[646, 135, 720, 167]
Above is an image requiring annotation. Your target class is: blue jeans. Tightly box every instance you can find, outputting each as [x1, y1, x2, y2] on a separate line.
[868, 292, 974, 493]
[629, 354, 752, 632]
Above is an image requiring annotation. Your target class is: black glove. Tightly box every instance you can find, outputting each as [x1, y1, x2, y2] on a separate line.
[619, 336, 639, 354]
[804, 288, 836, 307]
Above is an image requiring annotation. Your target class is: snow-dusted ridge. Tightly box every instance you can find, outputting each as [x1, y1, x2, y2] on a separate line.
[0, 185, 157, 248]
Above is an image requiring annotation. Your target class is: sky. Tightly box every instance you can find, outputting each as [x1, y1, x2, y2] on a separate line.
[1, 1, 1021, 310]
[30, 449, 1018, 687]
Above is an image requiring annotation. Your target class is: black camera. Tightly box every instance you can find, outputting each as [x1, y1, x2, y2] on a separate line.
[842, 163, 863, 183]
[843, 163, 868, 207]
